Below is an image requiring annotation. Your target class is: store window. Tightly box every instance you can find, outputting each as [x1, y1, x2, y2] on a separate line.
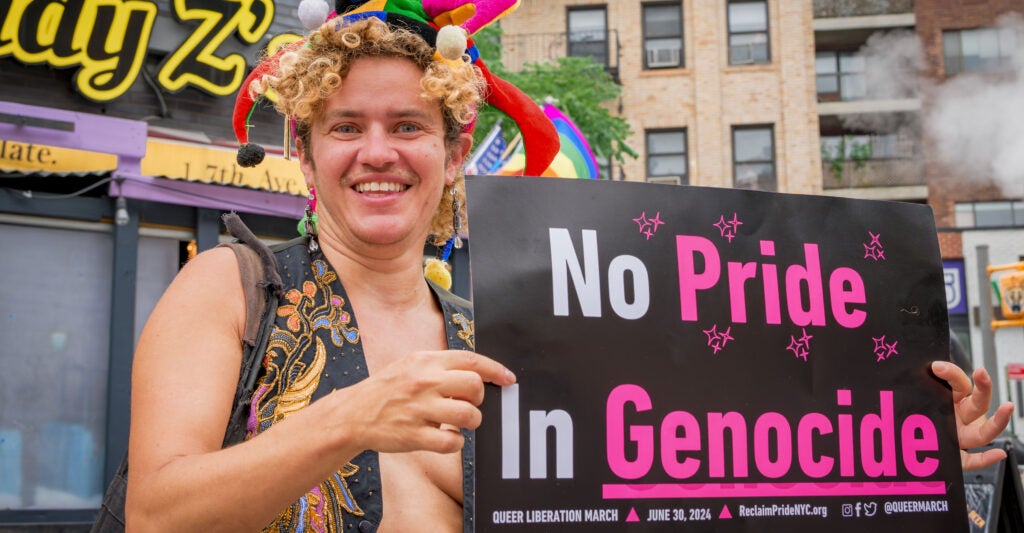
[643, 3, 684, 69]
[567, 6, 608, 66]
[943, 26, 1018, 76]
[732, 125, 775, 191]
[0, 224, 112, 510]
[815, 51, 866, 101]
[646, 129, 688, 184]
[728, 1, 770, 65]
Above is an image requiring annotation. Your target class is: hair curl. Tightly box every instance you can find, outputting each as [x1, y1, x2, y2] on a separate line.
[257, 17, 482, 244]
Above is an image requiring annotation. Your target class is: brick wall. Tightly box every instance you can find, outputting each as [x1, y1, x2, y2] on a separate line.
[915, 0, 1024, 231]
[502, 0, 822, 194]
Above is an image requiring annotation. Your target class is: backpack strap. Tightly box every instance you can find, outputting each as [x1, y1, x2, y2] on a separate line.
[217, 212, 285, 446]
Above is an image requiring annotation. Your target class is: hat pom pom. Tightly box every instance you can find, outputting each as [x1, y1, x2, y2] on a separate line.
[436, 25, 468, 61]
[423, 257, 453, 291]
[298, 0, 330, 30]
[237, 143, 266, 167]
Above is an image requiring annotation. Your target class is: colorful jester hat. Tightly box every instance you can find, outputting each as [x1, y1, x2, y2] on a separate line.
[232, 0, 558, 177]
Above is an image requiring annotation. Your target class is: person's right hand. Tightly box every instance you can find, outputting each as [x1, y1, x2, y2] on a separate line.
[331, 349, 516, 454]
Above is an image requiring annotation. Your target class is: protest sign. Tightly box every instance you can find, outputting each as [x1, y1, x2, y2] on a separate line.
[466, 175, 967, 531]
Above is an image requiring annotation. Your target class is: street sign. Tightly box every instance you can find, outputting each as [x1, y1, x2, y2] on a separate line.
[1007, 363, 1024, 381]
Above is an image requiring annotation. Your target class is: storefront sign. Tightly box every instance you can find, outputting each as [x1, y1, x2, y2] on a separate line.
[943, 260, 967, 315]
[466, 176, 966, 531]
[0, 139, 115, 172]
[0, 137, 305, 196]
[0, 0, 290, 102]
[143, 140, 306, 195]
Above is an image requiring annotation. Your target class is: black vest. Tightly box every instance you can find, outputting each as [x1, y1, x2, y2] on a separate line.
[251, 238, 477, 532]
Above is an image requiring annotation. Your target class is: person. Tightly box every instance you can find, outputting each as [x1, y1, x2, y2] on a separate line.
[125, 8, 1013, 533]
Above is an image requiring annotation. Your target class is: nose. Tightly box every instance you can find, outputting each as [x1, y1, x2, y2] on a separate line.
[356, 125, 399, 168]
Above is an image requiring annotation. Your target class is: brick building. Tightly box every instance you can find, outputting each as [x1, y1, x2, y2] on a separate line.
[501, 0, 823, 194]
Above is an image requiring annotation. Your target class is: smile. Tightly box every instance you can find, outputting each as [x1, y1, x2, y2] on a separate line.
[354, 182, 409, 193]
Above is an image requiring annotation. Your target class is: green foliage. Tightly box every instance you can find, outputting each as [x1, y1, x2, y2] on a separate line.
[821, 135, 874, 182]
[471, 25, 637, 174]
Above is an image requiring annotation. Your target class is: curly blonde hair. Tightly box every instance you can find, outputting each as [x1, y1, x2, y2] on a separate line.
[257, 17, 482, 244]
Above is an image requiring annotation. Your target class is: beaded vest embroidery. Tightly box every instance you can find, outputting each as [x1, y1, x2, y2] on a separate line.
[247, 238, 476, 533]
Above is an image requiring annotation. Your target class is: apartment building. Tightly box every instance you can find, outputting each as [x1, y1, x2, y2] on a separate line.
[501, 0, 823, 194]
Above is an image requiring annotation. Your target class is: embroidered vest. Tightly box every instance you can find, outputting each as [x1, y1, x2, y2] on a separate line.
[247, 238, 476, 532]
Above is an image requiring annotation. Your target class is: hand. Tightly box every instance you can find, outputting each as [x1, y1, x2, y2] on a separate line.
[337, 350, 516, 455]
[931, 361, 1014, 471]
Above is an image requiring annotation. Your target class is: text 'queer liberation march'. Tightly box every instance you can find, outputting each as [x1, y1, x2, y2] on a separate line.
[466, 176, 965, 532]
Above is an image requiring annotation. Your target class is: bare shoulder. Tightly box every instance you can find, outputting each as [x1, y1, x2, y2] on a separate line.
[129, 246, 247, 471]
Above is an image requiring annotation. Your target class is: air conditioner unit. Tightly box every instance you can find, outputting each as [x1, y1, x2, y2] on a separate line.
[646, 46, 680, 68]
[647, 175, 682, 185]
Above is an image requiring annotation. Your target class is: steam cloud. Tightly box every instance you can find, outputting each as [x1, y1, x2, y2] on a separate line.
[927, 14, 1024, 197]
[835, 15, 1024, 197]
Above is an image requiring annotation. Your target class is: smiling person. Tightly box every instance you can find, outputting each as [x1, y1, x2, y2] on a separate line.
[125, 14, 516, 533]
[121, 5, 1013, 533]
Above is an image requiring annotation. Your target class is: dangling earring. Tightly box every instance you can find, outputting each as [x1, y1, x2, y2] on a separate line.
[298, 186, 319, 252]
[451, 190, 463, 249]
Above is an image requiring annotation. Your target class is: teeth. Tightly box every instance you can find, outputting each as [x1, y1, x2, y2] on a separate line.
[355, 182, 407, 193]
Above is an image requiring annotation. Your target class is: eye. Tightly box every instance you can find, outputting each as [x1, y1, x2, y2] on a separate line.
[396, 122, 421, 134]
[333, 123, 358, 135]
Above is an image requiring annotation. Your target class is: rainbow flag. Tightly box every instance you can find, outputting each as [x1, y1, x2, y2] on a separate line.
[498, 104, 600, 179]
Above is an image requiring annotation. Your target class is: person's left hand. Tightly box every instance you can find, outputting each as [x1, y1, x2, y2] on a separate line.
[932, 361, 1014, 471]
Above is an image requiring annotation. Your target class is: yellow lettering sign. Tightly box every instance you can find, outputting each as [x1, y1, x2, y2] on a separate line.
[0, 0, 157, 101]
[142, 140, 306, 196]
[157, 0, 274, 96]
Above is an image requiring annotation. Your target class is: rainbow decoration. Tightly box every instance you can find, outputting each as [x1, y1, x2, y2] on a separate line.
[498, 104, 600, 179]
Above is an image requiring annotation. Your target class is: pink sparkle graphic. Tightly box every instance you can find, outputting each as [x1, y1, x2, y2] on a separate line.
[872, 335, 899, 362]
[786, 328, 813, 361]
[863, 231, 886, 261]
[703, 324, 734, 354]
[634, 211, 665, 240]
[713, 213, 743, 243]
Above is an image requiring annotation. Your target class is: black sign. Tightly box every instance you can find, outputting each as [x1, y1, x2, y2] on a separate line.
[466, 176, 967, 531]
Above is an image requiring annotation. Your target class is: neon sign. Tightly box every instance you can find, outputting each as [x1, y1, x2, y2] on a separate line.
[0, 0, 279, 102]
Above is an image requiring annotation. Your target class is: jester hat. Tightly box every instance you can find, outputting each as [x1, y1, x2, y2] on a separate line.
[232, 0, 558, 177]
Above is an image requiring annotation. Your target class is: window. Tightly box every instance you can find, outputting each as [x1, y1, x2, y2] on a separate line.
[820, 134, 903, 161]
[643, 3, 683, 69]
[0, 224, 113, 510]
[733, 125, 775, 190]
[955, 201, 1024, 228]
[567, 6, 608, 66]
[728, 1, 769, 65]
[944, 27, 1018, 75]
[815, 51, 866, 101]
[646, 129, 688, 184]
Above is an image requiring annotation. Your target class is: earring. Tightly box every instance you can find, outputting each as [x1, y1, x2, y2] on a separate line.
[298, 187, 319, 252]
[452, 189, 463, 249]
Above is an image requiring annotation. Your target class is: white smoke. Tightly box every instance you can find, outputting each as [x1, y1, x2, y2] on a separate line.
[927, 14, 1024, 197]
[835, 30, 924, 142]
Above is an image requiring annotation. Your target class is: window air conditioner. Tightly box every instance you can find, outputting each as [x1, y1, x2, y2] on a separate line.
[647, 46, 680, 68]
[647, 175, 682, 185]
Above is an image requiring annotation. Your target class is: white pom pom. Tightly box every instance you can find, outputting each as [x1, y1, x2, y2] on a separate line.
[436, 25, 468, 61]
[297, 0, 330, 30]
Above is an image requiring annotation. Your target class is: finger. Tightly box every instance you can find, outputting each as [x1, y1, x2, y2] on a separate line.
[436, 369, 486, 405]
[427, 397, 483, 431]
[442, 350, 516, 386]
[932, 361, 971, 403]
[961, 447, 1007, 472]
[965, 367, 996, 419]
[414, 424, 466, 454]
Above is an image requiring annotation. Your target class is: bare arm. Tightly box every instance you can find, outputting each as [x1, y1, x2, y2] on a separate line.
[126, 248, 515, 532]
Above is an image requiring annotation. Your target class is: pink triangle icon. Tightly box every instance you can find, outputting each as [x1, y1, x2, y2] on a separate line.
[719, 505, 732, 519]
[626, 508, 640, 522]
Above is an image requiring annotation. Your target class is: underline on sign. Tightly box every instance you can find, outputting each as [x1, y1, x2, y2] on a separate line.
[602, 481, 947, 499]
